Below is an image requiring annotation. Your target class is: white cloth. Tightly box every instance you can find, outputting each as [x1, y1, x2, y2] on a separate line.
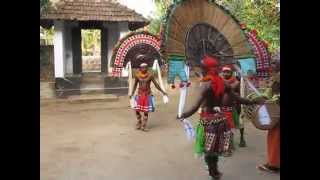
[239, 76, 246, 127]
[258, 105, 271, 125]
[129, 96, 136, 109]
[178, 65, 195, 140]
[126, 62, 133, 96]
[153, 59, 168, 104]
[182, 119, 195, 140]
[213, 107, 221, 113]
[163, 95, 169, 104]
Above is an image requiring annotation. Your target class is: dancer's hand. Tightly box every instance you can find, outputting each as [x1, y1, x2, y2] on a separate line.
[176, 115, 183, 121]
[253, 96, 266, 105]
[213, 106, 221, 113]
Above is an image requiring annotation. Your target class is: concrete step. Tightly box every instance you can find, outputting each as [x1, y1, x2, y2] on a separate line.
[80, 87, 105, 95]
[80, 72, 105, 94]
[81, 72, 104, 83]
[68, 94, 118, 104]
[41, 94, 119, 106]
[81, 78, 104, 84]
[81, 72, 103, 77]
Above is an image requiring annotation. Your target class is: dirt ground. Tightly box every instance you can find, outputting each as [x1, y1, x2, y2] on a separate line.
[40, 88, 280, 180]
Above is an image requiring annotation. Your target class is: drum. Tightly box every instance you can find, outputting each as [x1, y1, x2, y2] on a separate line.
[242, 93, 280, 130]
[251, 102, 280, 130]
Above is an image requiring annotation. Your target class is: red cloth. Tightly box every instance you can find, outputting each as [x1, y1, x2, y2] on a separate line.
[223, 110, 235, 129]
[202, 55, 225, 98]
[203, 55, 219, 68]
[267, 124, 280, 168]
[200, 111, 224, 120]
[135, 93, 150, 112]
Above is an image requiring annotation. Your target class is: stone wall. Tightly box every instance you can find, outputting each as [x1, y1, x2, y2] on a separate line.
[40, 82, 56, 99]
[40, 45, 55, 81]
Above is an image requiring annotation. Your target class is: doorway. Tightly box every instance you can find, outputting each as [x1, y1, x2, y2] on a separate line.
[80, 29, 104, 92]
[81, 29, 101, 73]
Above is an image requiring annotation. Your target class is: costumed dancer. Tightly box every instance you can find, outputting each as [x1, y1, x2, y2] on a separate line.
[178, 55, 264, 179]
[221, 65, 243, 156]
[258, 58, 280, 173]
[167, 55, 191, 89]
[238, 69, 260, 148]
[129, 61, 168, 132]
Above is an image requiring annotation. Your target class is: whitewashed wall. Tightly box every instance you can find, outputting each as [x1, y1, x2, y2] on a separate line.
[53, 20, 65, 78]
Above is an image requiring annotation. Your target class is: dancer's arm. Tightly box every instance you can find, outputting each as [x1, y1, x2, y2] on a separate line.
[229, 86, 264, 105]
[151, 75, 167, 95]
[230, 80, 240, 90]
[179, 82, 209, 119]
[129, 77, 139, 98]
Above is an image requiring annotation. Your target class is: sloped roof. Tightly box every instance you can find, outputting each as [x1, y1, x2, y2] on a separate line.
[41, 0, 149, 29]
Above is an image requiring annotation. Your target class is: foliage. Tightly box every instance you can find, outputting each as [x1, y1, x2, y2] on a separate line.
[148, 0, 173, 35]
[215, 0, 279, 52]
[40, 26, 54, 45]
[40, 0, 50, 15]
[40, 28, 101, 56]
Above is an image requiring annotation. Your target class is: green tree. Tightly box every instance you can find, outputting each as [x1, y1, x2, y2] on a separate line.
[148, 0, 173, 35]
[40, 26, 54, 45]
[216, 0, 280, 52]
[40, 0, 50, 15]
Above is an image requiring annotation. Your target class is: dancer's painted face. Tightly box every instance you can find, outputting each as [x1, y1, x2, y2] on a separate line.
[222, 70, 232, 79]
[271, 61, 280, 73]
[140, 66, 148, 73]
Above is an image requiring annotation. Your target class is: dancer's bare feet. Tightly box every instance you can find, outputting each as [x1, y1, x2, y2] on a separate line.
[223, 150, 233, 157]
[141, 127, 150, 132]
[239, 139, 247, 147]
[257, 164, 280, 173]
[135, 122, 141, 130]
[210, 171, 222, 180]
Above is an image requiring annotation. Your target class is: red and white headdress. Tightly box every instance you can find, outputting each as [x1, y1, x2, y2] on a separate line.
[222, 65, 233, 72]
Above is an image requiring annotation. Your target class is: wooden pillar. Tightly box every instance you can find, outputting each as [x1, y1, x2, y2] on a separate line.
[72, 27, 82, 74]
[53, 21, 65, 78]
[101, 28, 108, 73]
[119, 22, 129, 39]
[64, 23, 73, 74]
[118, 22, 129, 77]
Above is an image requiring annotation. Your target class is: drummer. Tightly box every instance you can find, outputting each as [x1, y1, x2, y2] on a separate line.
[257, 59, 280, 173]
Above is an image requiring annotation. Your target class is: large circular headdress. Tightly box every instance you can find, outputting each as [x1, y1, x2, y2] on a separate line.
[111, 31, 163, 77]
[246, 29, 271, 78]
[160, 0, 253, 67]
